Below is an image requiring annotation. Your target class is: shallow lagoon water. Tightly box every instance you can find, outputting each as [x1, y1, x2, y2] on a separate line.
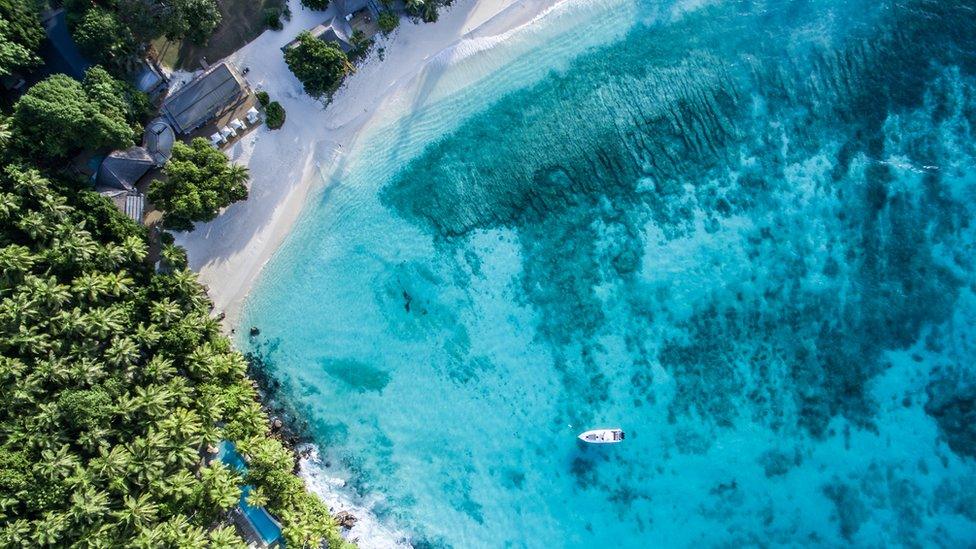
[241, 0, 976, 546]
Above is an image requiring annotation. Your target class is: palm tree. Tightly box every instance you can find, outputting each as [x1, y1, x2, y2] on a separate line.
[83, 306, 126, 339]
[127, 444, 166, 488]
[72, 272, 111, 302]
[37, 445, 81, 480]
[0, 519, 30, 546]
[168, 522, 208, 548]
[90, 445, 131, 483]
[9, 168, 50, 199]
[421, 0, 438, 21]
[78, 425, 111, 454]
[245, 486, 269, 508]
[105, 337, 140, 368]
[405, 0, 424, 14]
[99, 242, 127, 270]
[159, 469, 196, 503]
[207, 525, 245, 548]
[159, 408, 202, 444]
[225, 164, 249, 188]
[24, 275, 71, 309]
[150, 298, 182, 327]
[102, 272, 133, 297]
[69, 488, 110, 526]
[113, 493, 160, 531]
[69, 357, 106, 386]
[121, 234, 148, 263]
[0, 116, 10, 150]
[134, 324, 162, 350]
[134, 385, 173, 419]
[0, 245, 35, 280]
[30, 511, 67, 546]
[201, 463, 242, 511]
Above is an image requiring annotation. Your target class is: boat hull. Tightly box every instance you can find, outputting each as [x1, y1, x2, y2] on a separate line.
[577, 428, 625, 444]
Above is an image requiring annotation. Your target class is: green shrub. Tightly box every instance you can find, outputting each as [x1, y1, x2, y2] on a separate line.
[256, 90, 270, 107]
[265, 101, 285, 130]
[300, 0, 328, 10]
[378, 11, 399, 35]
[349, 29, 370, 59]
[263, 7, 281, 29]
[263, 6, 287, 30]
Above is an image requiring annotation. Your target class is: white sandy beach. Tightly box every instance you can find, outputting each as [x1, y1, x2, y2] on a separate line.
[174, 0, 562, 328]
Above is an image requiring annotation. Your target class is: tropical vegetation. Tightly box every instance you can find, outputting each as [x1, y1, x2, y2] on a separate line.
[284, 31, 352, 98]
[378, 11, 399, 35]
[265, 101, 285, 129]
[9, 67, 146, 162]
[299, 0, 328, 11]
[263, 4, 288, 32]
[0, 166, 345, 546]
[406, 0, 439, 23]
[0, 93, 345, 547]
[72, 7, 138, 69]
[0, 0, 43, 77]
[348, 29, 371, 60]
[149, 138, 250, 230]
[65, 0, 223, 73]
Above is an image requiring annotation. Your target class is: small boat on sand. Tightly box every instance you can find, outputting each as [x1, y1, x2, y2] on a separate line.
[578, 428, 625, 444]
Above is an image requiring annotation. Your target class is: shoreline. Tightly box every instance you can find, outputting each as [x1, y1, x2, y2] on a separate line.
[174, 0, 561, 329]
[175, 2, 565, 544]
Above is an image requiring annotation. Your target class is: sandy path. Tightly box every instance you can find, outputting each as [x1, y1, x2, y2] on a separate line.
[174, 0, 559, 328]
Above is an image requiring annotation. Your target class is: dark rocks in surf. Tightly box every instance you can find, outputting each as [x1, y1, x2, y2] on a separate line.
[335, 510, 357, 529]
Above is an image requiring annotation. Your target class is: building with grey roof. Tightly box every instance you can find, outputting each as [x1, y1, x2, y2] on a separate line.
[96, 147, 154, 191]
[285, 17, 354, 53]
[98, 189, 145, 223]
[144, 120, 176, 166]
[161, 63, 250, 134]
[334, 0, 381, 17]
[94, 147, 152, 223]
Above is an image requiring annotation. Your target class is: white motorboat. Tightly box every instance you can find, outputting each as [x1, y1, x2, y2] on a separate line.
[578, 428, 625, 444]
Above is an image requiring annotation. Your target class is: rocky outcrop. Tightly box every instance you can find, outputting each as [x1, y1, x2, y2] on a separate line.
[335, 510, 357, 529]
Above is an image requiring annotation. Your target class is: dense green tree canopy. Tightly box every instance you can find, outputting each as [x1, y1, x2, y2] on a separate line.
[82, 63, 152, 123]
[66, 0, 221, 55]
[72, 7, 138, 68]
[284, 31, 351, 97]
[0, 0, 43, 76]
[10, 68, 139, 161]
[149, 138, 249, 230]
[161, 0, 222, 45]
[0, 162, 346, 547]
[299, 0, 328, 11]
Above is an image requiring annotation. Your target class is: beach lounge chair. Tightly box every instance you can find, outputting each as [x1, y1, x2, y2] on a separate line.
[246, 107, 260, 124]
[220, 126, 236, 141]
[230, 118, 246, 132]
[210, 132, 224, 147]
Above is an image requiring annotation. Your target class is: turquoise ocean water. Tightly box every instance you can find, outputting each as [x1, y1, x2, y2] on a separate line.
[241, 0, 976, 545]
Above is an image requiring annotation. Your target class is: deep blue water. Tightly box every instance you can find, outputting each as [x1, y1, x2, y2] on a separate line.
[242, 0, 976, 546]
